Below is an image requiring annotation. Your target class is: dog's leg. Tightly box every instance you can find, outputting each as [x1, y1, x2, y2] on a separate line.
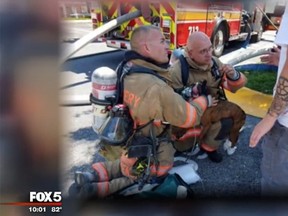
[229, 115, 246, 147]
[229, 128, 240, 147]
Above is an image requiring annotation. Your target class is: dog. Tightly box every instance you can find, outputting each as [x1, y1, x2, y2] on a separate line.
[199, 100, 246, 147]
[180, 80, 246, 148]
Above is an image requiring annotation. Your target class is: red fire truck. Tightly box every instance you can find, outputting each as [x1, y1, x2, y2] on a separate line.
[91, 0, 264, 57]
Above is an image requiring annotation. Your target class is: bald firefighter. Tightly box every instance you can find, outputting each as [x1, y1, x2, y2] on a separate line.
[169, 31, 247, 162]
[70, 26, 213, 198]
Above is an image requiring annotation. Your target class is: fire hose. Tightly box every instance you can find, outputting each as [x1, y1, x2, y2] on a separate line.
[61, 10, 143, 64]
[61, 2, 151, 63]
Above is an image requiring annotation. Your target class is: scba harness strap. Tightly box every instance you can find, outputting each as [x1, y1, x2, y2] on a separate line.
[114, 50, 169, 106]
[115, 63, 167, 105]
[179, 55, 221, 87]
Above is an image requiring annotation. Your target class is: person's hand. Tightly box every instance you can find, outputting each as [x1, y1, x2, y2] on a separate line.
[211, 96, 218, 107]
[206, 95, 218, 107]
[260, 47, 280, 66]
[249, 114, 277, 147]
[219, 64, 237, 79]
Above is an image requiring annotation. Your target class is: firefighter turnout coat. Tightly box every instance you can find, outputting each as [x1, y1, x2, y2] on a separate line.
[169, 48, 247, 152]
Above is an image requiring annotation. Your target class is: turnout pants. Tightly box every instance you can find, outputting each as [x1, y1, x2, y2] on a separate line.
[91, 141, 175, 197]
[92, 160, 135, 197]
[173, 121, 223, 152]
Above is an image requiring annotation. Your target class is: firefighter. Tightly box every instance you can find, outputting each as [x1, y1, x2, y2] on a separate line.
[70, 26, 214, 198]
[169, 31, 247, 163]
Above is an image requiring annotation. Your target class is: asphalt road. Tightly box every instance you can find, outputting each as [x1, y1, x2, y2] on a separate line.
[61, 20, 93, 42]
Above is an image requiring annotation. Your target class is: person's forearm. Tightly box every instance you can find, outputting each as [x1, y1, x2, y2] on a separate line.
[268, 76, 288, 117]
[268, 50, 288, 117]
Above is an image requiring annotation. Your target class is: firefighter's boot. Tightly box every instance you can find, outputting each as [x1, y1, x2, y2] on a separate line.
[206, 150, 222, 163]
[75, 171, 98, 186]
[68, 183, 81, 198]
[79, 182, 98, 198]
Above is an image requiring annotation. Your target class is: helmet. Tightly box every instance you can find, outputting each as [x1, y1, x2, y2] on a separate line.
[99, 104, 134, 146]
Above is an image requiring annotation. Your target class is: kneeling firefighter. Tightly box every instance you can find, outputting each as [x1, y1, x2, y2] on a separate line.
[71, 25, 210, 198]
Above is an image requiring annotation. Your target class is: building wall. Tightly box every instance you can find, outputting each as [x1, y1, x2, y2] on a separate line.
[58, 0, 97, 18]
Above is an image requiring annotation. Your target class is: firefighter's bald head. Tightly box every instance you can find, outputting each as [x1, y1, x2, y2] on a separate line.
[186, 31, 213, 66]
[187, 31, 211, 50]
[130, 25, 169, 64]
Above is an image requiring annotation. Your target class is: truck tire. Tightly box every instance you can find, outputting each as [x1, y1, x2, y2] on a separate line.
[250, 26, 263, 43]
[212, 25, 226, 57]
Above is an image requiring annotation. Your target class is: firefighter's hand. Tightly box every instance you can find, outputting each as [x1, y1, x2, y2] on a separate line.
[206, 95, 218, 107]
[211, 96, 218, 107]
[260, 47, 280, 66]
[220, 64, 237, 80]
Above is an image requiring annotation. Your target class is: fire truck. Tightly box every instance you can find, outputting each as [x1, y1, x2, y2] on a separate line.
[91, 0, 264, 57]
[262, 1, 286, 30]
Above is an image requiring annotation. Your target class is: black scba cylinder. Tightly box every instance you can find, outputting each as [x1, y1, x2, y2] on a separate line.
[99, 104, 134, 146]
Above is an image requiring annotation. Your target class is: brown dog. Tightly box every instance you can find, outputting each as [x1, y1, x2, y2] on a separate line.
[199, 100, 246, 147]
[172, 81, 246, 151]
[189, 80, 246, 148]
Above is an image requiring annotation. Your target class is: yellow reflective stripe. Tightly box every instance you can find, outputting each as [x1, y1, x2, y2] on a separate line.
[107, 1, 118, 18]
[161, 2, 176, 50]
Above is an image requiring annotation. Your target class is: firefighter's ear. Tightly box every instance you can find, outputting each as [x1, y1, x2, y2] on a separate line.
[143, 42, 151, 53]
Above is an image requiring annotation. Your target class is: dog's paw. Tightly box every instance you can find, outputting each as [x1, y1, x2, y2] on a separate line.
[226, 146, 237, 155]
[223, 139, 232, 151]
[223, 139, 237, 155]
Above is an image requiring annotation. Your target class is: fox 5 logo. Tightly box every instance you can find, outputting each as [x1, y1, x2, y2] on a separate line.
[30, 192, 62, 202]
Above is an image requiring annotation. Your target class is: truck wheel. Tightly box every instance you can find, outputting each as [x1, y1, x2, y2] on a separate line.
[250, 26, 263, 43]
[212, 25, 226, 57]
